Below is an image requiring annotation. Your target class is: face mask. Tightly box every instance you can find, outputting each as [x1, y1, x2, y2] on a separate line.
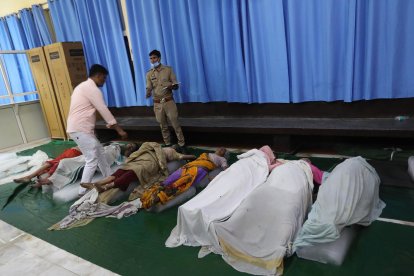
[151, 61, 160, 68]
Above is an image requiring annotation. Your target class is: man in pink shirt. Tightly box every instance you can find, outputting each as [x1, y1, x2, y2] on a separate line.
[67, 64, 127, 196]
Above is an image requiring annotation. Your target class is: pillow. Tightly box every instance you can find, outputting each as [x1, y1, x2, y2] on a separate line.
[295, 225, 360, 266]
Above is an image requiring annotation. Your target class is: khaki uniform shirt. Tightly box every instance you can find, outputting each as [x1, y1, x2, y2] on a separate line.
[146, 64, 178, 101]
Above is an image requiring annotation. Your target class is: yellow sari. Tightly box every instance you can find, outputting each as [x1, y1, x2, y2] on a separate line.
[141, 153, 216, 208]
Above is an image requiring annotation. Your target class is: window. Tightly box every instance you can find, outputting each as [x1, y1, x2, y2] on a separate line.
[0, 51, 38, 106]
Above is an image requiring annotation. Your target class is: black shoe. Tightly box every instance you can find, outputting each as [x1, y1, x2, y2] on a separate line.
[162, 143, 173, 147]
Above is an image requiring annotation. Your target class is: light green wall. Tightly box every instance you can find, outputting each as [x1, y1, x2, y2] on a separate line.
[0, 106, 24, 149]
[18, 102, 49, 142]
[0, 102, 49, 150]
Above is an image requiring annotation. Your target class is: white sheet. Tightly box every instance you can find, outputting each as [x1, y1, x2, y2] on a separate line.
[55, 189, 142, 229]
[165, 149, 270, 248]
[293, 156, 385, 250]
[0, 150, 49, 185]
[212, 160, 314, 275]
[49, 144, 121, 191]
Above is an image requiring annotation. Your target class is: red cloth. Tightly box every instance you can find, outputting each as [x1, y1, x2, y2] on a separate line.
[46, 148, 82, 176]
[112, 169, 138, 191]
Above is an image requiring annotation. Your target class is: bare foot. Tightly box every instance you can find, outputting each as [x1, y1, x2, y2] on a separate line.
[95, 183, 113, 193]
[94, 184, 106, 193]
[13, 177, 32, 184]
[80, 183, 95, 190]
[129, 187, 140, 201]
[94, 176, 116, 186]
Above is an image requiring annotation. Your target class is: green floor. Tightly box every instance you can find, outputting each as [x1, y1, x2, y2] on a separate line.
[0, 141, 413, 275]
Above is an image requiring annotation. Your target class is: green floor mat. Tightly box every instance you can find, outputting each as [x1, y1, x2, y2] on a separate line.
[380, 186, 414, 221]
[285, 221, 414, 276]
[1, 182, 413, 276]
[17, 140, 77, 159]
[335, 143, 414, 162]
[1, 142, 413, 275]
[0, 183, 240, 275]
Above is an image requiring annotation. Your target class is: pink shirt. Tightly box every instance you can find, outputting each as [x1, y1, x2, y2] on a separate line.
[309, 163, 324, 185]
[66, 78, 117, 134]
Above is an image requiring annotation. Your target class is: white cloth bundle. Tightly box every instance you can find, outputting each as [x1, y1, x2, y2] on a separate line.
[0, 150, 48, 185]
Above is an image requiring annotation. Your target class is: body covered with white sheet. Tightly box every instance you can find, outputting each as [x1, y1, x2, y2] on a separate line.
[213, 160, 314, 275]
[166, 149, 271, 248]
[293, 156, 385, 250]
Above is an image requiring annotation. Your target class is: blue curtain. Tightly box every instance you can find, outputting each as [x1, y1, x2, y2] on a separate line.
[126, 0, 414, 105]
[126, 0, 289, 105]
[19, 9, 42, 48]
[48, 0, 82, 42]
[283, 0, 357, 102]
[31, 5, 53, 45]
[351, 0, 414, 100]
[0, 17, 37, 102]
[0, 20, 10, 105]
[0, 77, 9, 105]
[48, 0, 136, 107]
[284, 0, 414, 102]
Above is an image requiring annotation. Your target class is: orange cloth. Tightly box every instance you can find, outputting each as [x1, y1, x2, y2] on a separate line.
[46, 148, 82, 175]
[141, 153, 216, 209]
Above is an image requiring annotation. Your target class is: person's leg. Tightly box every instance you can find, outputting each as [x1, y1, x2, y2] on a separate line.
[80, 175, 116, 190]
[13, 163, 52, 183]
[47, 148, 82, 176]
[154, 103, 171, 145]
[111, 170, 138, 191]
[80, 168, 126, 190]
[164, 101, 185, 147]
[95, 176, 116, 186]
[70, 132, 106, 195]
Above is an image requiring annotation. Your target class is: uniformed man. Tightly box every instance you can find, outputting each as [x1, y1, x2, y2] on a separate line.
[146, 49, 185, 150]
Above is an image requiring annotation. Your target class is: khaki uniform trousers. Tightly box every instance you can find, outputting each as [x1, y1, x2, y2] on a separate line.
[153, 100, 185, 146]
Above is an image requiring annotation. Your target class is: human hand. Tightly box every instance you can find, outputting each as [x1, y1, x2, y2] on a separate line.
[166, 83, 179, 90]
[118, 130, 128, 140]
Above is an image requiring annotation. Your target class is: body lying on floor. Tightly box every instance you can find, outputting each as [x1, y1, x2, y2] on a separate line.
[80, 142, 197, 197]
[165, 149, 384, 275]
[8, 142, 385, 275]
[13, 143, 136, 190]
[140, 147, 228, 209]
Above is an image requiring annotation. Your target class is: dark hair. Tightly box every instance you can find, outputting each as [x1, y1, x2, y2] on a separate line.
[89, 64, 108, 77]
[130, 143, 139, 152]
[149, 50, 161, 58]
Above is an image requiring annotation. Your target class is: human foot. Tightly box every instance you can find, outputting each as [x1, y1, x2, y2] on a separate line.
[80, 183, 95, 190]
[13, 177, 32, 184]
[95, 183, 113, 193]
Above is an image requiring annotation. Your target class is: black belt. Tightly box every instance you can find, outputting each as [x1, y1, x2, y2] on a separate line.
[154, 97, 173, 103]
